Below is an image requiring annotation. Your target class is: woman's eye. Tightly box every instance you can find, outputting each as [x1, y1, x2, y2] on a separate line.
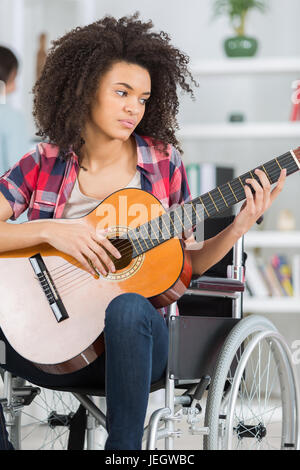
[116, 90, 149, 105]
[116, 90, 127, 97]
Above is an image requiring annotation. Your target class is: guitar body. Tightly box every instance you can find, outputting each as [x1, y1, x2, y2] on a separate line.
[0, 188, 192, 374]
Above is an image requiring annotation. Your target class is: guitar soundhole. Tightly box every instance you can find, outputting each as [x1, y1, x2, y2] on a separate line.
[107, 236, 133, 270]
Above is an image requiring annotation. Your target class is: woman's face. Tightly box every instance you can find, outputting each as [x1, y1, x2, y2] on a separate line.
[85, 61, 151, 141]
[5, 68, 17, 95]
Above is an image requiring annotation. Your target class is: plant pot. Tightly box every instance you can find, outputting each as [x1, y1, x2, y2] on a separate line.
[224, 36, 258, 57]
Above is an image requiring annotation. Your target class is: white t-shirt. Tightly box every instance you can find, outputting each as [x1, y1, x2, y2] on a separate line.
[61, 169, 141, 219]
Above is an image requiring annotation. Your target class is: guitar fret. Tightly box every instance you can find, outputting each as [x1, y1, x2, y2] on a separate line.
[205, 193, 217, 213]
[174, 207, 185, 230]
[142, 224, 154, 247]
[227, 182, 238, 202]
[147, 220, 159, 245]
[208, 192, 219, 212]
[137, 225, 151, 249]
[217, 187, 228, 207]
[169, 211, 179, 237]
[261, 165, 272, 184]
[199, 196, 210, 217]
[264, 161, 277, 184]
[211, 188, 227, 211]
[165, 212, 176, 237]
[279, 152, 298, 174]
[133, 228, 148, 253]
[191, 201, 203, 223]
[238, 177, 244, 190]
[163, 209, 182, 237]
[153, 217, 165, 241]
[231, 179, 246, 202]
[183, 205, 193, 225]
[161, 213, 172, 240]
[219, 183, 236, 206]
[275, 158, 283, 170]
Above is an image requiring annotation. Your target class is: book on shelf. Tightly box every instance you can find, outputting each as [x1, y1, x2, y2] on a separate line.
[245, 251, 270, 297]
[185, 163, 234, 217]
[245, 251, 299, 298]
[264, 263, 286, 297]
[271, 254, 293, 297]
[292, 254, 300, 297]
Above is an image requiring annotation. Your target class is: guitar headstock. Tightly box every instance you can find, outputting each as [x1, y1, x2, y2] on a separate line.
[293, 147, 300, 163]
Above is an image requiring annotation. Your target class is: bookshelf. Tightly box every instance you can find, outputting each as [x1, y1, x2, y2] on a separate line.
[243, 297, 300, 314]
[178, 122, 300, 140]
[244, 230, 300, 248]
[181, 58, 300, 314]
[180, 56, 300, 141]
[243, 230, 300, 314]
[190, 57, 300, 76]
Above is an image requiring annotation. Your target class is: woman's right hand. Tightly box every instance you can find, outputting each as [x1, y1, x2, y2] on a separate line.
[41, 220, 122, 276]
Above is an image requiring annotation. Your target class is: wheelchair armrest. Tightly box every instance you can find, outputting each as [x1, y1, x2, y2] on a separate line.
[189, 275, 245, 293]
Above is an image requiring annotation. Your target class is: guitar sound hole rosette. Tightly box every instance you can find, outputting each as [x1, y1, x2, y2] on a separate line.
[100, 225, 144, 281]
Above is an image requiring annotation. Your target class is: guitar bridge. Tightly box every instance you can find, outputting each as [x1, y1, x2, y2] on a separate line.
[29, 253, 69, 323]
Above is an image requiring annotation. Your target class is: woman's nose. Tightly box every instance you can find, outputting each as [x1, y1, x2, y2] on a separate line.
[124, 98, 139, 115]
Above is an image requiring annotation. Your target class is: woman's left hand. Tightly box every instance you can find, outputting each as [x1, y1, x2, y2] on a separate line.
[232, 168, 287, 237]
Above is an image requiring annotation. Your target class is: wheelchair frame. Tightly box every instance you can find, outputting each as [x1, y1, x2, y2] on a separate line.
[1, 234, 299, 450]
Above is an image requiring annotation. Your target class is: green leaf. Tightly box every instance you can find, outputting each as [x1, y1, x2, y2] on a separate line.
[213, 0, 267, 18]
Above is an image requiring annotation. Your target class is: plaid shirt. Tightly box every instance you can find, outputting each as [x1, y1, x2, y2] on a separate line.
[0, 132, 191, 317]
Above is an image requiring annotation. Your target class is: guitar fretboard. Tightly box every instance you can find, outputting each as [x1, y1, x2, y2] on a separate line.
[125, 150, 300, 258]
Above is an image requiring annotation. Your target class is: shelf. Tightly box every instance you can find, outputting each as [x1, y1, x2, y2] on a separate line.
[178, 122, 300, 139]
[244, 296, 300, 313]
[244, 231, 300, 248]
[191, 57, 300, 76]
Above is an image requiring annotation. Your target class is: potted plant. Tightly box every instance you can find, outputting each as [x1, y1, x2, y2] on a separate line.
[213, 0, 267, 57]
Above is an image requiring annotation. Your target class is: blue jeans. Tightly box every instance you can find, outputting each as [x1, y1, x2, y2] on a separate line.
[104, 293, 169, 450]
[0, 402, 13, 450]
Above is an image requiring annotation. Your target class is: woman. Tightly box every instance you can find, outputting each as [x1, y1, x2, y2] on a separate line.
[0, 13, 286, 450]
[0, 46, 30, 176]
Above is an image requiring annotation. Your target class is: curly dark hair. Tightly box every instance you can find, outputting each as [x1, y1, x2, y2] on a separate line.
[32, 12, 198, 159]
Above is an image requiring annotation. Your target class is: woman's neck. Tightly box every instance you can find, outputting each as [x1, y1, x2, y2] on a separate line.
[80, 132, 136, 174]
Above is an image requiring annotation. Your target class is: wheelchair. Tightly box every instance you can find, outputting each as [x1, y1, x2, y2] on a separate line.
[1, 217, 299, 450]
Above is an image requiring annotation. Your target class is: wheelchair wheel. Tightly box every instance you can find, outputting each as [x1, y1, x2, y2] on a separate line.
[204, 315, 299, 450]
[9, 384, 81, 450]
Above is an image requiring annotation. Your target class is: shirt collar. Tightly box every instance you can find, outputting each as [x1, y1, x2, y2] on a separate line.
[134, 132, 166, 175]
[69, 132, 161, 175]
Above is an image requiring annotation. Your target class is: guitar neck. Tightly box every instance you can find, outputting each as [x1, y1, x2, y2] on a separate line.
[129, 148, 300, 257]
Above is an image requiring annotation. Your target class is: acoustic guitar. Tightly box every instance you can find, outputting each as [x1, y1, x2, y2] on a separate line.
[0, 147, 299, 374]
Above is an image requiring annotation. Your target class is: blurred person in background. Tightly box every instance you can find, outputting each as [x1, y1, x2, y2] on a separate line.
[0, 46, 30, 176]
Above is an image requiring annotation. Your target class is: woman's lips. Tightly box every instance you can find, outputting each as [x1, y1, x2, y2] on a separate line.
[119, 120, 135, 129]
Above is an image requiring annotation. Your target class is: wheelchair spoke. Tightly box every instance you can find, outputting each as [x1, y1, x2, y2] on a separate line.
[228, 338, 285, 449]
[14, 386, 81, 450]
[203, 320, 297, 452]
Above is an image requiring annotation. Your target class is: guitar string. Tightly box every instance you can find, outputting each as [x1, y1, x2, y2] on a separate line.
[49, 158, 294, 280]
[49, 161, 296, 293]
[50, 160, 296, 292]
[52, 170, 296, 296]
[50, 158, 295, 279]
